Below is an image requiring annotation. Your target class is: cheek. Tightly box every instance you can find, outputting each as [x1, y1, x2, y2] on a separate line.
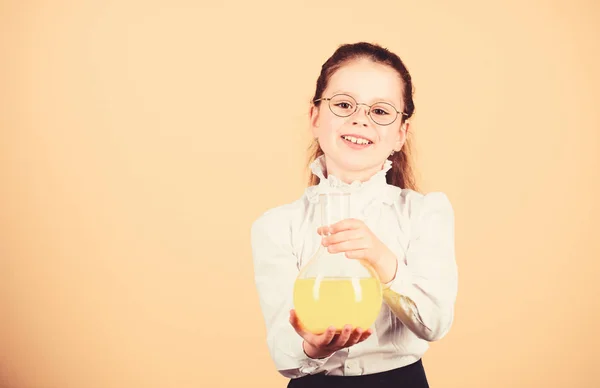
[318, 116, 345, 137]
[380, 126, 403, 143]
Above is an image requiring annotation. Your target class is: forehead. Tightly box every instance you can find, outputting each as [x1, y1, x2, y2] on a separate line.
[325, 58, 404, 106]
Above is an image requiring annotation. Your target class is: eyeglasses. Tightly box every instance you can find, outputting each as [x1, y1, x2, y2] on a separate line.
[314, 93, 408, 126]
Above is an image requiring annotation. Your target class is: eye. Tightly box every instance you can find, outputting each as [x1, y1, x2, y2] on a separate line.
[372, 102, 397, 117]
[336, 102, 353, 110]
[372, 108, 390, 116]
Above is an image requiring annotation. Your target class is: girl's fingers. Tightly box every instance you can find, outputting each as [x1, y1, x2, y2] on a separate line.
[317, 226, 330, 236]
[358, 328, 373, 343]
[321, 229, 365, 246]
[346, 327, 364, 346]
[328, 219, 364, 233]
[290, 312, 374, 353]
[326, 239, 369, 254]
[330, 325, 353, 348]
[289, 310, 307, 337]
[318, 219, 364, 236]
[344, 249, 368, 260]
[315, 326, 337, 347]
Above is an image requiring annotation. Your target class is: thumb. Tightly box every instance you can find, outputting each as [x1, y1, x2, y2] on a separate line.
[289, 309, 307, 336]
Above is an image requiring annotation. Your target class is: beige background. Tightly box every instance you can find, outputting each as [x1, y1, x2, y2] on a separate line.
[1, 1, 599, 387]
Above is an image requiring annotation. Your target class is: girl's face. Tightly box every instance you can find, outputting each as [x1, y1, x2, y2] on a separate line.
[310, 58, 409, 182]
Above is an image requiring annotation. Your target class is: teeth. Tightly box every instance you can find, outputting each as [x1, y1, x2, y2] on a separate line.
[343, 135, 371, 145]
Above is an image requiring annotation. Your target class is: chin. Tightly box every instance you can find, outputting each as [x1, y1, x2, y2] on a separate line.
[337, 157, 382, 173]
[341, 160, 371, 171]
[322, 145, 387, 172]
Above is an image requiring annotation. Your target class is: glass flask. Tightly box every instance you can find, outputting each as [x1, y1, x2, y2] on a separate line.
[293, 191, 383, 335]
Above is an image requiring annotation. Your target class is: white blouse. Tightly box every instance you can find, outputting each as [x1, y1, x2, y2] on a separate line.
[251, 155, 458, 378]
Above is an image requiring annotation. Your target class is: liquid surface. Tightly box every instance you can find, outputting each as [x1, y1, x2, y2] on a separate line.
[293, 277, 383, 334]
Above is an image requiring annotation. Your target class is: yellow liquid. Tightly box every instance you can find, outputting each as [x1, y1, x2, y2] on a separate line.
[293, 277, 383, 334]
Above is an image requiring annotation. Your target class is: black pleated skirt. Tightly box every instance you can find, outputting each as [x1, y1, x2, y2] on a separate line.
[287, 358, 429, 388]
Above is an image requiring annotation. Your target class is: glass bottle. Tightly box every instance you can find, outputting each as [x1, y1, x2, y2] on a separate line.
[293, 191, 383, 335]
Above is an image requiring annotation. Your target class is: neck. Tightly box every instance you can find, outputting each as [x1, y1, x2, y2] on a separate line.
[324, 159, 387, 184]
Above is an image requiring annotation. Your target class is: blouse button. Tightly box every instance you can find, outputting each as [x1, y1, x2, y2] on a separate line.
[345, 360, 360, 374]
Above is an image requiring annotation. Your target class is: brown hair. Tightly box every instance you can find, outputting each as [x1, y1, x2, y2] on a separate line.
[307, 42, 418, 191]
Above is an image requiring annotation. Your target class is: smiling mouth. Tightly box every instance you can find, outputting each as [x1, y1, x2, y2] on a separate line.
[340, 135, 373, 145]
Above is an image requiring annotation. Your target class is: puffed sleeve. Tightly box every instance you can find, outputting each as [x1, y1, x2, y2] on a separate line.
[382, 192, 458, 342]
[251, 209, 334, 378]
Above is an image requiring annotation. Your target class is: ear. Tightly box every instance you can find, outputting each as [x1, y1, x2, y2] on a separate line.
[394, 120, 409, 151]
[309, 104, 321, 139]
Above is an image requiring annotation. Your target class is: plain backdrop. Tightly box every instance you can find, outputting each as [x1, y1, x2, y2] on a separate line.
[1, 1, 599, 387]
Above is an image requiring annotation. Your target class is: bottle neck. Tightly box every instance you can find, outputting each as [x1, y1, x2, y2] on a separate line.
[319, 192, 351, 228]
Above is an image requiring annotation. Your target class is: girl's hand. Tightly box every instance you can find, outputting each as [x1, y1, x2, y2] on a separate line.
[318, 219, 398, 283]
[289, 309, 372, 359]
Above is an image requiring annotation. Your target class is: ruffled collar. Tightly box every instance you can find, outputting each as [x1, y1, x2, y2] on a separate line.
[305, 155, 398, 206]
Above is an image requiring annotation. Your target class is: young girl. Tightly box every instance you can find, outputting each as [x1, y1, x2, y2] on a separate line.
[251, 42, 458, 388]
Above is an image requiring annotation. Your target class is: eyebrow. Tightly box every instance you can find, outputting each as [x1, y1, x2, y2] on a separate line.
[329, 90, 402, 109]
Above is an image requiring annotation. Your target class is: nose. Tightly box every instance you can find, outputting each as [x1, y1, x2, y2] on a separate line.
[352, 104, 370, 126]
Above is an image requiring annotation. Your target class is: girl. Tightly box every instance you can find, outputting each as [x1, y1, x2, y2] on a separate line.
[251, 42, 458, 388]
